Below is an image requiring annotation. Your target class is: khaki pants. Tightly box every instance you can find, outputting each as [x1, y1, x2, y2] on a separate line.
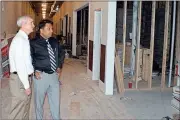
[8, 74, 32, 120]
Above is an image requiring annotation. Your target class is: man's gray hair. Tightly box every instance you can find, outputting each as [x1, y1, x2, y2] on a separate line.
[17, 16, 32, 27]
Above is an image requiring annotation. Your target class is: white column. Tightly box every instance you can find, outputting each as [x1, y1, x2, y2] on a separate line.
[92, 10, 101, 80]
[168, 1, 177, 87]
[72, 11, 77, 56]
[105, 1, 117, 95]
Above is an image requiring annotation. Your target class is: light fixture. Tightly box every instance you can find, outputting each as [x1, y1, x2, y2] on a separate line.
[41, 3, 47, 7]
[42, 11, 46, 14]
[55, 5, 59, 11]
[42, 8, 46, 11]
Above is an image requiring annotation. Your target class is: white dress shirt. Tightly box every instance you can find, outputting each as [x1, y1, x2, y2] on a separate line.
[9, 30, 34, 89]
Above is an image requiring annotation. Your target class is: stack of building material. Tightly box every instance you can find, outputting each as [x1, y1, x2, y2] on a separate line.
[171, 86, 180, 111]
[114, 52, 124, 94]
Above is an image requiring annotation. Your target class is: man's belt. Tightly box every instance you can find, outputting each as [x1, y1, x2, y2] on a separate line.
[35, 70, 55, 74]
[12, 72, 32, 77]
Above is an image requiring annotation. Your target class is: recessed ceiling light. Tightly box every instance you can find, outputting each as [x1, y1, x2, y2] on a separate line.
[42, 8, 46, 11]
[42, 3, 47, 7]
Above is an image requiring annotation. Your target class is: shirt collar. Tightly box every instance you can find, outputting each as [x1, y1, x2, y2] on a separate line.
[39, 35, 48, 41]
[18, 30, 28, 40]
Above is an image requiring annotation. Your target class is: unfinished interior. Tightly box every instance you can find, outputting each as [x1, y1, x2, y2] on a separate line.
[0, 1, 180, 119]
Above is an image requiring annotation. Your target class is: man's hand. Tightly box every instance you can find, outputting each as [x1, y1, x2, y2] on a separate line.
[35, 71, 41, 80]
[25, 88, 31, 96]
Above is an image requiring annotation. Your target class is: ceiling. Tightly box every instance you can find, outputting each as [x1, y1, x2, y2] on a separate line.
[29, 1, 63, 18]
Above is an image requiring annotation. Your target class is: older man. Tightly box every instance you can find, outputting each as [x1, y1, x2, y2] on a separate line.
[30, 19, 65, 120]
[8, 16, 35, 119]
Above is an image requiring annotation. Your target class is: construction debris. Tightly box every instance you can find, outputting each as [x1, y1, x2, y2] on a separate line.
[120, 97, 133, 101]
[69, 92, 76, 96]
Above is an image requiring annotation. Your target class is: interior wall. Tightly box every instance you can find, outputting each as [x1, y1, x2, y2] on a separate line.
[35, 14, 52, 28]
[73, 1, 114, 95]
[22, 2, 36, 38]
[53, 1, 115, 95]
[53, 1, 88, 57]
[1, 2, 22, 35]
[88, 2, 108, 45]
[53, 2, 73, 35]
[1, 1, 35, 36]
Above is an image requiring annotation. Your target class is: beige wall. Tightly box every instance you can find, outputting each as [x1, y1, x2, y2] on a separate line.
[22, 2, 35, 21]
[53, 1, 89, 34]
[35, 13, 52, 28]
[89, 2, 108, 45]
[50, 1, 116, 95]
[1, 1, 35, 37]
[53, 1, 73, 34]
[53, 1, 109, 42]
[52, 1, 110, 71]
[1, 2, 22, 35]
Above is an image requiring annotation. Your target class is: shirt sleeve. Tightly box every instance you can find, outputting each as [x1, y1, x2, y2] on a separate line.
[30, 41, 35, 68]
[58, 44, 65, 69]
[14, 38, 29, 89]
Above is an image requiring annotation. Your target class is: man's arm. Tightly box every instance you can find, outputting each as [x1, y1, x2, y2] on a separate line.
[30, 41, 35, 67]
[58, 44, 65, 69]
[14, 39, 29, 89]
[30, 40, 42, 80]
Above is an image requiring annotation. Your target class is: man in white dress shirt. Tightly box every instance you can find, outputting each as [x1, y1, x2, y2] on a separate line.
[8, 15, 35, 119]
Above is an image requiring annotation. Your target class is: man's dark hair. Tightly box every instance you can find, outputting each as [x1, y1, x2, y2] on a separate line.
[38, 19, 53, 30]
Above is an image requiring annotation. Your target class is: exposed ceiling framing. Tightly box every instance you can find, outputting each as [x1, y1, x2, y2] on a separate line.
[29, 1, 63, 18]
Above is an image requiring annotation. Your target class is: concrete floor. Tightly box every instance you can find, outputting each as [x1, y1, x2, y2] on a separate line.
[0, 59, 178, 119]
